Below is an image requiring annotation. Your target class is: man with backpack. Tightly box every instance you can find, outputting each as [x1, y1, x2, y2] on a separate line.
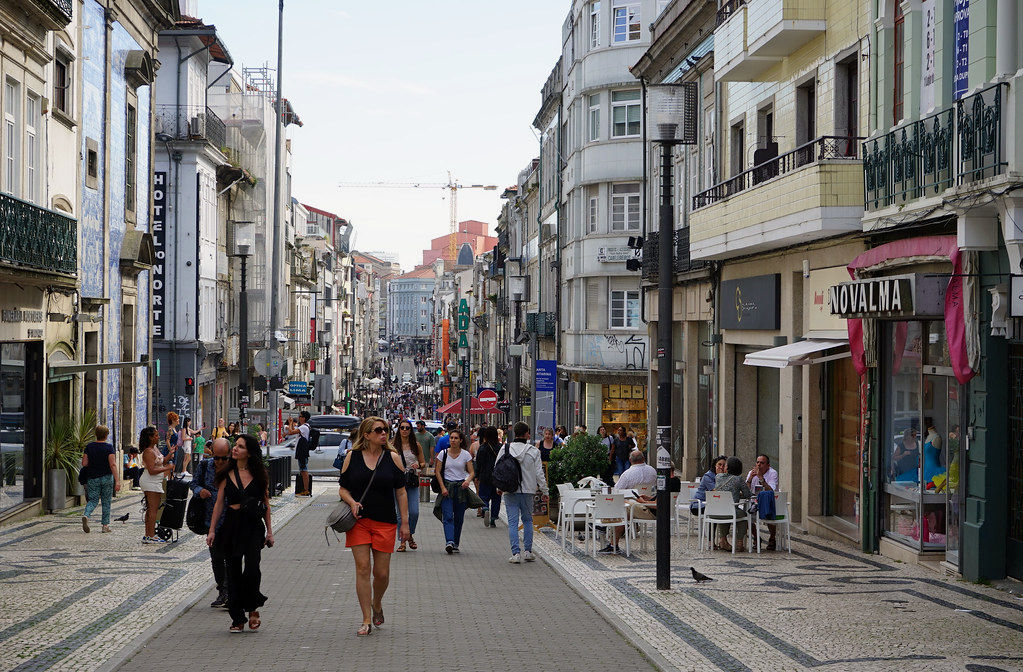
[494, 422, 547, 564]
[286, 411, 315, 496]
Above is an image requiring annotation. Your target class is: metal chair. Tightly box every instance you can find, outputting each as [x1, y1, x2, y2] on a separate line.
[585, 493, 630, 557]
[701, 490, 746, 554]
[756, 491, 792, 554]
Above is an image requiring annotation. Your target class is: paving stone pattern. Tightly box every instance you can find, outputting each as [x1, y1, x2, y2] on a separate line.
[0, 485, 314, 672]
[534, 519, 1023, 672]
[115, 492, 657, 672]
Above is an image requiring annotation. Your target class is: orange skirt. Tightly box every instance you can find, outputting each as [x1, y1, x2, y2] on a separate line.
[345, 518, 397, 553]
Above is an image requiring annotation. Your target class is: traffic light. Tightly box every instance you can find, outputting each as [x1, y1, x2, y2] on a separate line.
[184, 377, 195, 394]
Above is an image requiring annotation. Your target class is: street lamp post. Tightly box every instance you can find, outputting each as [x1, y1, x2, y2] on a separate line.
[230, 221, 255, 431]
[647, 82, 697, 591]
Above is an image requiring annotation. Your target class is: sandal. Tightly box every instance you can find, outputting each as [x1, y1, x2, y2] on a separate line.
[396, 542, 406, 552]
[229, 623, 245, 633]
[372, 608, 384, 627]
[248, 611, 260, 631]
[356, 623, 372, 636]
[408, 537, 418, 550]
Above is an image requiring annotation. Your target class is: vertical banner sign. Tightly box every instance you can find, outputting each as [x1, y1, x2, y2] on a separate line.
[152, 172, 167, 338]
[534, 359, 557, 435]
[921, 0, 936, 113]
[953, 0, 969, 100]
[457, 299, 470, 350]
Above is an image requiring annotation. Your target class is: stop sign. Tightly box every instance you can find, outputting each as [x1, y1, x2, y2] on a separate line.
[477, 389, 499, 410]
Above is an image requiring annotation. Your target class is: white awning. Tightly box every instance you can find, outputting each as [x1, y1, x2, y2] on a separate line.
[744, 339, 849, 368]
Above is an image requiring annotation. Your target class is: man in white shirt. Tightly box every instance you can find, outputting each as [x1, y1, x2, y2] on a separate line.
[745, 454, 779, 549]
[599, 450, 657, 554]
[285, 411, 312, 496]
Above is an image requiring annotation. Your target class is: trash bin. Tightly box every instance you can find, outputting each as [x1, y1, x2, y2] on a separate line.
[419, 472, 432, 503]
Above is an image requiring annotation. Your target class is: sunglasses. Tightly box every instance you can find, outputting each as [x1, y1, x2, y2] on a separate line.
[400, 426, 412, 431]
[371, 427, 388, 434]
[213, 455, 229, 461]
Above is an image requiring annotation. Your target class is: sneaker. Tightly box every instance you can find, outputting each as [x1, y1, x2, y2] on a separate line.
[523, 550, 535, 562]
[211, 591, 228, 608]
[101, 525, 111, 533]
[180, 471, 192, 479]
[81, 516, 90, 533]
[452, 545, 460, 554]
[483, 509, 491, 527]
[508, 553, 521, 564]
[142, 536, 156, 544]
[597, 544, 617, 554]
[445, 542, 454, 555]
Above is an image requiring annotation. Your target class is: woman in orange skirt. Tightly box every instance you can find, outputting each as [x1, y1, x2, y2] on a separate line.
[338, 417, 410, 636]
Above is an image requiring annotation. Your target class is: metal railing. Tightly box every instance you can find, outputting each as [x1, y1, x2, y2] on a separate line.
[0, 192, 76, 275]
[694, 135, 863, 210]
[525, 312, 557, 338]
[302, 342, 320, 360]
[154, 105, 227, 150]
[716, 0, 747, 25]
[864, 83, 1006, 211]
[496, 297, 509, 316]
[641, 227, 707, 280]
[472, 314, 489, 331]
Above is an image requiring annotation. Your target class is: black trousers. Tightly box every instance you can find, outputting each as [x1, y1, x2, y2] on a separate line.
[209, 544, 228, 592]
[226, 547, 266, 625]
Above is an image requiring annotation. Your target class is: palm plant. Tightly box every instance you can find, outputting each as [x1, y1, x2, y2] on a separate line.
[44, 409, 97, 488]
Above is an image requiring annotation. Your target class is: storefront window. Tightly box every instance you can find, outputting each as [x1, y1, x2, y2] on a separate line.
[1, 343, 27, 511]
[697, 322, 714, 474]
[602, 384, 647, 449]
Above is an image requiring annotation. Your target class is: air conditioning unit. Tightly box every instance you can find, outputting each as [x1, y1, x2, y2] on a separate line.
[189, 114, 204, 137]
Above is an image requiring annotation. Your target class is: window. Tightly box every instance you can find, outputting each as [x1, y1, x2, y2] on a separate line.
[4, 81, 19, 195]
[611, 89, 641, 137]
[612, 0, 641, 43]
[730, 120, 745, 177]
[611, 183, 640, 231]
[589, 1, 601, 49]
[796, 78, 817, 166]
[25, 95, 38, 204]
[893, 3, 905, 125]
[53, 51, 71, 116]
[609, 289, 640, 328]
[588, 93, 601, 141]
[86, 137, 98, 189]
[125, 101, 136, 214]
[588, 193, 599, 233]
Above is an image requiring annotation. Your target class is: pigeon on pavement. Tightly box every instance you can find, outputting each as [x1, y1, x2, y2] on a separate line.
[691, 567, 714, 583]
[115, 513, 130, 523]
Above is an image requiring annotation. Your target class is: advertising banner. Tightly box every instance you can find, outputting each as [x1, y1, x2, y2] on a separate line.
[534, 359, 557, 433]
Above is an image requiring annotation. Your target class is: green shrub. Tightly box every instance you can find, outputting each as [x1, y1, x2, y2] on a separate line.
[45, 409, 98, 488]
[547, 433, 609, 499]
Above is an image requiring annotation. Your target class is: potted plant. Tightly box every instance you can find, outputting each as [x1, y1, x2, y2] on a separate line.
[547, 433, 611, 516]
[44, 409, 96, 511]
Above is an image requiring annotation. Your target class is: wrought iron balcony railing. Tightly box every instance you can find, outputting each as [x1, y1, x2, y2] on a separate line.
[524, 312, 557, 338]
[0, 192, 76, 275]
[154, 105, 227, 150]
[716, 0, 746, 25]
[641, 227, 707, 280]
[472, 314, 489, 331]
[863, 83, 1006, 211]
[302, 342, 320, 360]
[694, 136, 863, 210]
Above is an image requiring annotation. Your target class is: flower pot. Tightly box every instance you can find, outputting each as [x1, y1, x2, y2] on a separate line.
[47, 469, 67, 511]
[72, 475, 85, 497]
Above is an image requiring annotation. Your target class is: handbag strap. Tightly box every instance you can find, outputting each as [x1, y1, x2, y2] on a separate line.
[355, 451, 381, 505]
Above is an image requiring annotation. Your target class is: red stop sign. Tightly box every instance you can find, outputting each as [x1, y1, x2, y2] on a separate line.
[477, 389, 499, 410]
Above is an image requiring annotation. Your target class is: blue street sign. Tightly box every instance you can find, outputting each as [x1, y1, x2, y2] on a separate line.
[287, 380, 310, 396]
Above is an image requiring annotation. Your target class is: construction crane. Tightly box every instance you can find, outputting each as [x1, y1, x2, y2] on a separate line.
[339, 172, 498, 263]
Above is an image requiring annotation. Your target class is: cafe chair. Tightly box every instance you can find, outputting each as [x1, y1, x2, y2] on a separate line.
[633, 491, 678, 552]
[756, 491, 792, 554]
[557, 483, 593, 551]
[701, 491, 744, 555]
[585, 492, 630, 558]
[676, 483, 702, 545]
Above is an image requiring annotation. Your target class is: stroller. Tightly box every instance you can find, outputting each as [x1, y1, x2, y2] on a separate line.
[155, 476, 189, 541]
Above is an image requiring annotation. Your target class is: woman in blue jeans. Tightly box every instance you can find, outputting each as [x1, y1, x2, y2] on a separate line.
[393, 420, 424, 551]
[80, 425, 122, 533]
[436, 429, 475, 554]
[474, 426, 502, 527]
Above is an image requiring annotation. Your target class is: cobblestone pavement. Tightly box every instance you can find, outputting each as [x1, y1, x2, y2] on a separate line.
[115, 491, 657, 672]
[0, 482, 318, 672]
[534, 517, 1023, 672]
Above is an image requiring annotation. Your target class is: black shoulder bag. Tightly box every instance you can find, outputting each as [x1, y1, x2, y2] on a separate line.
[234, 464, 267, 521]
[397, 446, 420, 489]
[185, 459, 210, 535]
[430, 450, 448, 494]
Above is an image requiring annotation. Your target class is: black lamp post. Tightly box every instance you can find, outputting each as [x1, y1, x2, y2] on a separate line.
[230, 221, 255, 430]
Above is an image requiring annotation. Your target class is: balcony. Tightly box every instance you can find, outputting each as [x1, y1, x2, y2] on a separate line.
[864, 84, 1007, 211]
[496, 297, 509, 317]
[0, 193, 77, 276]
[154, 105, 227, 150]
[302, 342, 320, 360]
[715, 0, 825, 82]
[525, 312, 557, 339]
[20, 0, 72, 29]
[641, 227, 708, 280]
[690, 136, 864, 259]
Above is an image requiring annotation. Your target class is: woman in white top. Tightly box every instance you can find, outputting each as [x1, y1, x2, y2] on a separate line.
[178, 416, 197, 477]
[393, 420, 424, 551]
[437, 429, 475, 554]
[139, 426, 174, 544]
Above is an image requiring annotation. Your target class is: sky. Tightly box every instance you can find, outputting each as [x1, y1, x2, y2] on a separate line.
[198, 1, 569, 272]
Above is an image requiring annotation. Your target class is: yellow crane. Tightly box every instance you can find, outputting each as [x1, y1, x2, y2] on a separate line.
[338, 172, 498, 263]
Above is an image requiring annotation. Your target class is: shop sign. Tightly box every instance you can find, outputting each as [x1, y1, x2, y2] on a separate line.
[457, 298, 470, 350]
[953, 0, 969, 100]
[720, 274, 780, 330]
[828, 277, 914, 318]
[597, 246, 637, 263]
[152, 171, 167, 338]
[806, 266, 853, 333]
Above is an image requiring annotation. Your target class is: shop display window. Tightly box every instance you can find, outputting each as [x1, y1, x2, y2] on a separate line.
[0, 343, 26, 511]
[602, 384, 647, 448]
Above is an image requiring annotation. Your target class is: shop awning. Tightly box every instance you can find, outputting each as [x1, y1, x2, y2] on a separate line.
[435, 398, 501, 415]
[743, 339, 849, 368]
[48, 358, 149, 381]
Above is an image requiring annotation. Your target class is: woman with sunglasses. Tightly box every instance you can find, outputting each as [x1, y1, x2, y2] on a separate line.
[392, 420, 424, 551]
[338, 417, 410, 636]
[436, 428, 475, 554]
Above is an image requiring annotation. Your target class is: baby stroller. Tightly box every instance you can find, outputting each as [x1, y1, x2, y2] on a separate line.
[155, 476, 189, 541]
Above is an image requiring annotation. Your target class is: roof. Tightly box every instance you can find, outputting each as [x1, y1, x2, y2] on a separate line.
[302, 203, 340, 220]
[398, 265, 435, 279]
[167, 17, 233, 64]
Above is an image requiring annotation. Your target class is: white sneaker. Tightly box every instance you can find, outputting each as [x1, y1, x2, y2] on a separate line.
[523, 550, 535, 562]
[483, 509, 491, 526]
[180, 471, 192, 479]
[508, 553, 521, 564]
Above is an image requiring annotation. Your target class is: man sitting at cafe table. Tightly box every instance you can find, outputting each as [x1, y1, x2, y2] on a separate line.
[745, 454, 779, 550]
[598, 450, 657, 554]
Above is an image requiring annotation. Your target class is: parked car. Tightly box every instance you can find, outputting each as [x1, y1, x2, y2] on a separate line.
[268, 431, 351, 476]
[412, 420, 443, 436]
[308, 414, 361, 432]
